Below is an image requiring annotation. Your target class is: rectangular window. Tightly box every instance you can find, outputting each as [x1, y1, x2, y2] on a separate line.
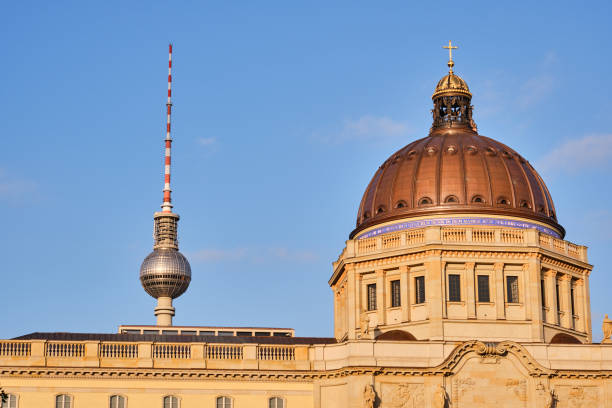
[415, 276, 425, 304]
[506, 276, 519, 303]
[391, 280, 401, 307]
[477, 275, 490, 302]
[448, 274, 461, 302]
[367, 283, 377, 311]
[555, 282, 561, 312]
[541, 279, 546, 307]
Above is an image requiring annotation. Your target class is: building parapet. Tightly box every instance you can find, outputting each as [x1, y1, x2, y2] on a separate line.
[2, 339, 612, 374]
[335, 226, 588, 270]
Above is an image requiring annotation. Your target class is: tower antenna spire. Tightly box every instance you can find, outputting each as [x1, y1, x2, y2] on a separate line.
[162, 43, 173, 213]
[140, 44, 191, 327]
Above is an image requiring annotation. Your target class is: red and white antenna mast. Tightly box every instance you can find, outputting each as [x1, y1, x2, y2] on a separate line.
[161, 43, 174, 213]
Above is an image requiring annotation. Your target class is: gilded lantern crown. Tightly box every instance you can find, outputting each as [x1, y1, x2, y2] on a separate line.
[432, 72, 471, 99]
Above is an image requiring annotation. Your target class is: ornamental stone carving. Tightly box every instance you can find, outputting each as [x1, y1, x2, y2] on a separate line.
[432, 385, 448, 408]
[602, 314, 612, 343]
[363, 384, 376, 408]
[381, 383, 424, 408]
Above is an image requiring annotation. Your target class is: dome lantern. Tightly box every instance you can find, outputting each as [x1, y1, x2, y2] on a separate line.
[431, 41, 476, 131]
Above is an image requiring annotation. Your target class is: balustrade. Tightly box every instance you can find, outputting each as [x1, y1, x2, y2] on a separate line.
[153, 343, 191, 359]
[100, 343, 138, 358]
[257, 345, 295, 361]
[46, 342, 84, 357]
[206, 344, 243, 360]
[0, 341, 31, 357]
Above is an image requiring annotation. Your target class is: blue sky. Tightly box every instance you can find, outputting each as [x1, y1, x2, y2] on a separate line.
[2, 1, 611, 340]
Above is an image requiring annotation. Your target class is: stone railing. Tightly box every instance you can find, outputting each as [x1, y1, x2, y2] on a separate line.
[100, 342, 138, 358]
[257, 345, 295, 361]
[345, 226, 587, 262]
[0, 341, 31, 357]
[0, 340, 309, 370]
[206, 344, 243, 360]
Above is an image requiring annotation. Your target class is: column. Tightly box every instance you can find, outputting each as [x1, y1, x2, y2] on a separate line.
[441, 261, 448, 319]
[494, 262, 505, 320]
[347, 265, 357, 340]
[522, 263, 532, 321]
[466, 262, 476, 319]
[543, 270, 558, 325]
[400, 265, 410, 322]
[581, 271, 592, 342]
[376, 269, 386, 326]
[559, 274, 572, 329]
[574, 279, 585, 332]
[425, 252, 444, 340]
[525, 258, 544, 341]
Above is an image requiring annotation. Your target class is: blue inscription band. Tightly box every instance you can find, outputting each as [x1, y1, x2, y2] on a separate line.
[356, 217, 561, 239]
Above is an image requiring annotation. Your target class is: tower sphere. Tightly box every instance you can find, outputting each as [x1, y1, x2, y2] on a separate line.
[139, 249, 191, 299]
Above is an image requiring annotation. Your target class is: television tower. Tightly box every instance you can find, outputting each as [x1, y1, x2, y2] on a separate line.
[139, 44, 191, 326]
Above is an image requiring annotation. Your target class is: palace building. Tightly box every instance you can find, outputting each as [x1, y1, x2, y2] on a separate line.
[1, 43, 611, 408]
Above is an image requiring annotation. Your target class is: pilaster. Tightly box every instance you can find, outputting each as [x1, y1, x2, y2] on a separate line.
[425, 252, 444, 340]
[494, 262, 505, 320]
[400, 265, 410, 322]
[465, 262, 476, 319]
[376, 269, 386, 326]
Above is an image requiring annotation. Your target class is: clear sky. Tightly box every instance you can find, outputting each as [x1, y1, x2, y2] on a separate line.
[2, 1, 611, 340]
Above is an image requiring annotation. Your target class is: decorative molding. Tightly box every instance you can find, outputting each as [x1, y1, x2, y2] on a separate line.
[356, 217, 561, 239]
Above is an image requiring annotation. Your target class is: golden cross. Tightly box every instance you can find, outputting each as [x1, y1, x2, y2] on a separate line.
[443, 40, 458, 62]
[442, 40, 458, 72]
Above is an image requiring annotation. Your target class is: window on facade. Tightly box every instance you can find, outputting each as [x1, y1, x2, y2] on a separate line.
[163, 395, 179, 408]
[415, 276, 425, 304]
[216, 396, 232, 408]
[540, 280, 546, 307]
[110, 395, 125, 408]
[1, 394, 17, 408]
[56, 395, 71, 408]
[506, 276, 519, 303]
[269, 397, 284, 408]
[477, 275, 490, 302]
[391, 280, 401, 307]
[448, 274, 461, 302]
[367, 284, 377, 311]
[555, 282, 561, 312]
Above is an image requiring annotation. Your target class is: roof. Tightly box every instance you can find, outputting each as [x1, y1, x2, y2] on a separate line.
[13, 332, 337, 345]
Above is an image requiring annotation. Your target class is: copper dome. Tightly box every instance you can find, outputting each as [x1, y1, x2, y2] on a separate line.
[353, 128, 563, 239]
[352, 57, 563, 239]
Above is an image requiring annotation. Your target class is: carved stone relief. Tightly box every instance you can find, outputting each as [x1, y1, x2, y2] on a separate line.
[380, 383, 424, 408]
[451, 356, 528, 407]
[555, 386, 601, 408]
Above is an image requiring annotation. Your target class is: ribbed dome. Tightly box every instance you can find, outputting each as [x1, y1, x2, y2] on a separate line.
[352, 127, 563, 239]
[432, 73, 471, 99]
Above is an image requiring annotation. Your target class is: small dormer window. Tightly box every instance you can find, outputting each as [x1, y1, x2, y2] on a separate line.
[395, 200, 407, 209]
[418, 197, 433, 206]
[444, 195, 459, 204]
[376, 206, 386, 214]
[497, 197, 510, 206]
[520, 200, 530, 209]
[472, 195, 485, 204]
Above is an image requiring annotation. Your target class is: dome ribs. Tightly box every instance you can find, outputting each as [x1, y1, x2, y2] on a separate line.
[439, 132, 464, 206]
[351, 130, 564, 239]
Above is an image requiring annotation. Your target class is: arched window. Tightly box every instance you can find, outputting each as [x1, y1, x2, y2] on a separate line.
[216, 396, 232, 408]
[444, 195, 458, 204]
[163, 395, 179, 408]
[376, 206, 385, 214]
[472, 195, 485, 204]
[269, 397, 284, 408]
[110, 395, 125, 408]
[395, 200, 407, 209]
[418, 197, 433, 207]
[497, 197, 510, 206]
[1, 394, 17, 408]
[56, 395, 72, 408]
